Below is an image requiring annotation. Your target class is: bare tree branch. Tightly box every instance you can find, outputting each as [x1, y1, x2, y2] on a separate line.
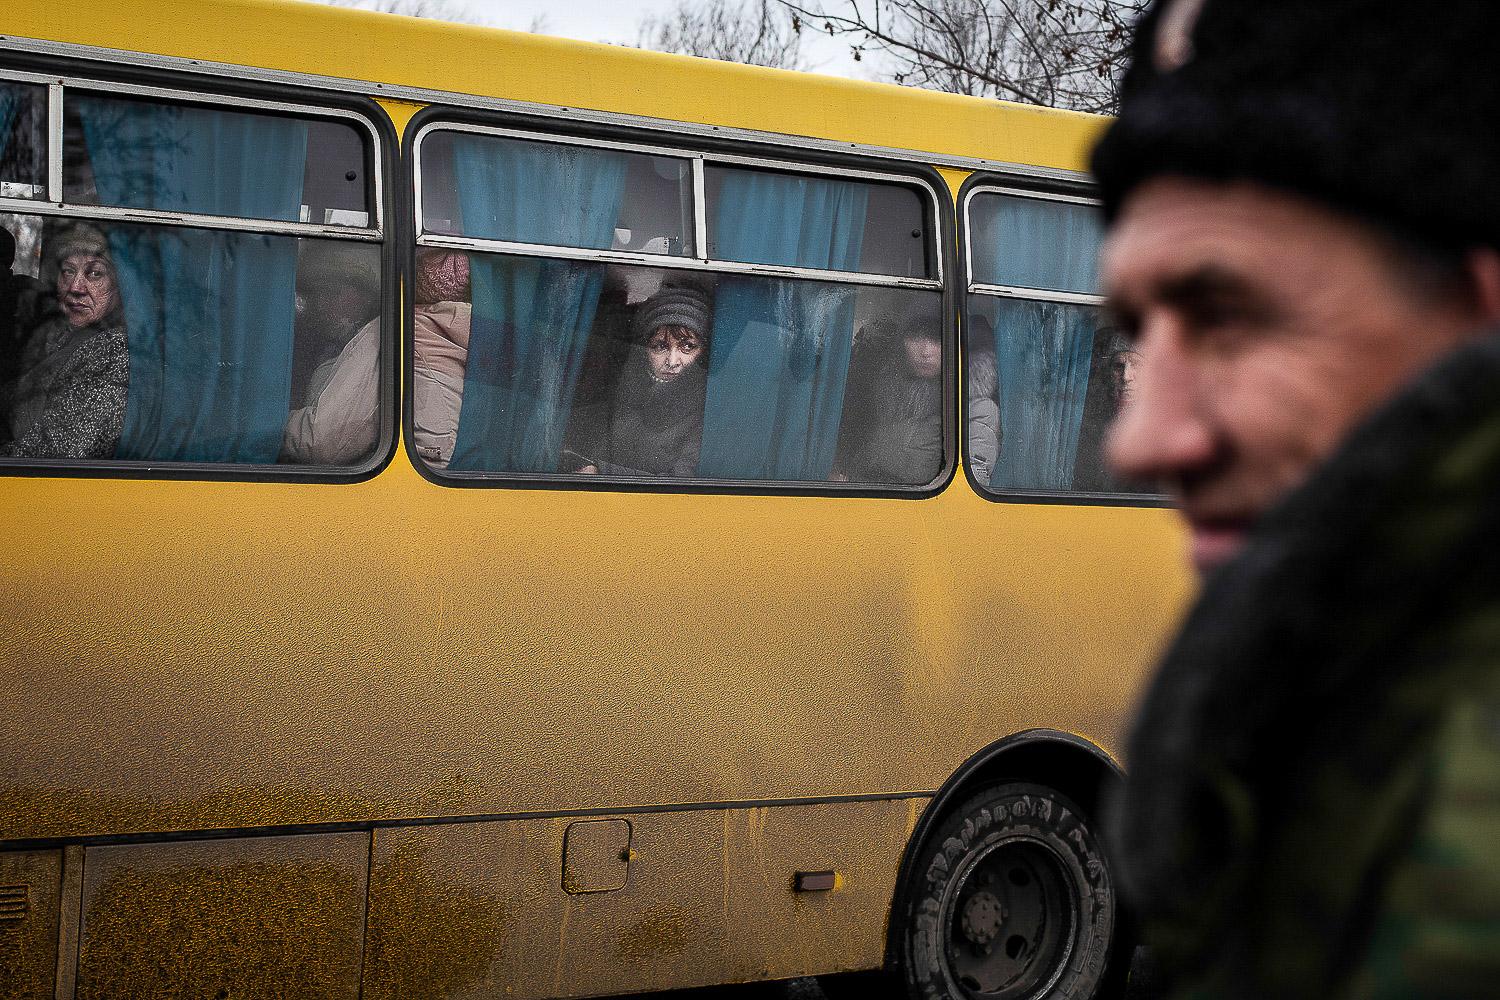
[780, 0, 1146, 113]
[316, 0, 490, 25]
[636, 0, 808, 71]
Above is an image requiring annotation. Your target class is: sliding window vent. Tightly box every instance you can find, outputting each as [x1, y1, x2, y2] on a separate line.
[0, 884, 28, 921]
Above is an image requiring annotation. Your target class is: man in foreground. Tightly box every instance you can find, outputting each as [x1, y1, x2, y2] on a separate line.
[1093, 1, 1500, 996]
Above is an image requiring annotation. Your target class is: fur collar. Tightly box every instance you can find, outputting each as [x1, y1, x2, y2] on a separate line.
[1116, 330, 1500, 986]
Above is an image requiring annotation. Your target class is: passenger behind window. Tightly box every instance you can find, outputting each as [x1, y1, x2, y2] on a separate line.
[282, 248, 471, 467]
[832, 313, 943, 484]
[564, 282, 712, 478]
[1071, 330, 1137, 492]
[966, 312, 1000, 486]
[0, 225, 50, 401]
[289, 244, 380, 410]
[410, 249, 471, 469]
[3, 223, 128, 459]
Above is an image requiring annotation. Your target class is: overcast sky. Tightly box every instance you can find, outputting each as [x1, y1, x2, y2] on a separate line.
[305, 0, 879, 82]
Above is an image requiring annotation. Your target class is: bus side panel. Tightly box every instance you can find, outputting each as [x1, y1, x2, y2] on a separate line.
[0, 460, 1185, 840]
[74, 833, 368, 1000]
[363, 800, 919, 998]
[0, 850, 61, 1000]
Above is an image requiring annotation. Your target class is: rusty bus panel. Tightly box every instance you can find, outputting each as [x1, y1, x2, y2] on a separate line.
[363, 799, 917, 999]
[0, 849, 61, 1000]
[75, 832, 368, 1000]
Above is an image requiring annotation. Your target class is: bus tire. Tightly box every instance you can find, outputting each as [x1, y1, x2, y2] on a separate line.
[897, 781, 1116, 1000]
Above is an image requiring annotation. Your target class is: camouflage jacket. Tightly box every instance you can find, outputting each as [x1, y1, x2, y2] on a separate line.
[1114, 334, 1500, 999]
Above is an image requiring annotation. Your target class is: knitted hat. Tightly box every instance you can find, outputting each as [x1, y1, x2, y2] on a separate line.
[1092, 0, 1500, 255]
[46, 223, 110, 269]
[634, 283, 711, 341]
[414, 249, 469, 305]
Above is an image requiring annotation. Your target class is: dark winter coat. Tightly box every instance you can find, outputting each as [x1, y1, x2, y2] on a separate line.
[566, 354, 706, 478]
[4, 313, 128, 459]
[1115, 331, 1500, 1000]
[840, 357, 942, 485]
[0, 271, 48, 395]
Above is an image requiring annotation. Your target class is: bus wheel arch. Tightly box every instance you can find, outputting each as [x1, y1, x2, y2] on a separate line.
[889, 731, 1127, 1000]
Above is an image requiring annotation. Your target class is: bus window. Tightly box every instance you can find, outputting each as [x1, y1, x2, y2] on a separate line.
[62, 92, 374, 229]
[705, 164, 934, 279]
[965, 189, 1150, 497]
[411, 254, 942, 485]
[414, 127, 945, 488]
[419, 130, 695, 257]
[0, 212, 383, 466]
[968, 191, 1103, 294]
[0, 81, 385, 471]
[0, 81, 47, 201]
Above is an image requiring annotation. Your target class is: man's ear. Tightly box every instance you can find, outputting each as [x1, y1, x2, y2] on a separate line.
[1466, 248, 1500, 323]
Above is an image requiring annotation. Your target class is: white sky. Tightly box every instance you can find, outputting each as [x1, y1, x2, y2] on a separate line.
[304, 0, 882, 82]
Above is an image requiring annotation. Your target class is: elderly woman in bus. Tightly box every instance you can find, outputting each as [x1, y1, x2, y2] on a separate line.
[3, 223, 129, 459]
[566, 282, 712, 478]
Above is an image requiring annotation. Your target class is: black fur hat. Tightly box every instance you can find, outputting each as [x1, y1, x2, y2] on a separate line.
[1092, 0, 1500, 254]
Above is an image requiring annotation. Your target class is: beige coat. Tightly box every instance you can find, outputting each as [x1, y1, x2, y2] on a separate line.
[281, 301, 472, 467]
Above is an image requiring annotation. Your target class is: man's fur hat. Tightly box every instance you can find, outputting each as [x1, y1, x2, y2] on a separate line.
[1092, 0, 1500, 256]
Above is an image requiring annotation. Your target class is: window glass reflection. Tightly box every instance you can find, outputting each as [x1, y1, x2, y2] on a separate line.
[0, 82, 47, 201]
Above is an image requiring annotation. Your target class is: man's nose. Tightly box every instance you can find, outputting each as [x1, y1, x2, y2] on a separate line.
[1106, 322, 1216, 486]
[65, 274, 87, 293]
[667, 349, 684, 368]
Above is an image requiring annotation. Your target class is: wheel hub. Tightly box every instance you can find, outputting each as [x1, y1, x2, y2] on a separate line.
[942, 837, 1077, 999]
[960, 890, 1005, 947]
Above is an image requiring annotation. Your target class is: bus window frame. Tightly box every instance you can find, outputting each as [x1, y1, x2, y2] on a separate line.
[404, 103, 959, 500]
[412, 120, 945, 289]
[958, 173, 1169, 508]
[0, 53, 401, 485]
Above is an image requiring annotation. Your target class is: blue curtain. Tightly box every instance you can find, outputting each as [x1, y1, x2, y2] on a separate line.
[76, 96, 307, 462]
[447, 136, 627, 472]
[972, 195, 1102, 295]
[984, 298, 1098, 491]
[0, 84, 23, 162]
[697, 172, 868, 480]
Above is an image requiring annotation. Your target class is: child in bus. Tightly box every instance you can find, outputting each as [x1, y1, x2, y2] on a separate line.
[565, 281, 712, 478]
[3, 223, 128, 459]
[834, 314, 944, 485]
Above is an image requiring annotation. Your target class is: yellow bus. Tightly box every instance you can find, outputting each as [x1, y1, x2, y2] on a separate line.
[0, 3, 1189, 998]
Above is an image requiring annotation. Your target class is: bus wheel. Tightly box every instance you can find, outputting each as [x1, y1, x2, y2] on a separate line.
[899, 782, 1116, 1000]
